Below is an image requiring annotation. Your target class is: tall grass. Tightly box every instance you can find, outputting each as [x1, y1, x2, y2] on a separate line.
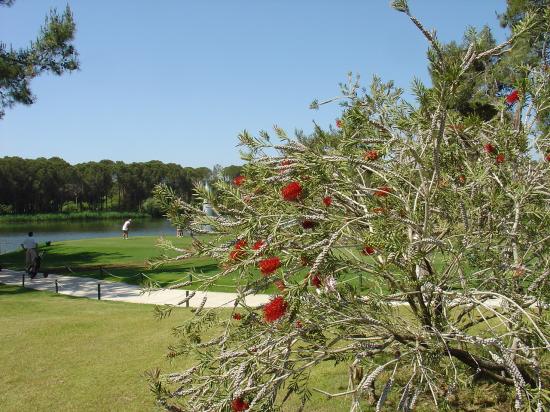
[0, 211, 149, 223]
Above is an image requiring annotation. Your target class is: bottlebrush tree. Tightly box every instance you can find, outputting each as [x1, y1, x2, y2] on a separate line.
[151, 2, 549, 411]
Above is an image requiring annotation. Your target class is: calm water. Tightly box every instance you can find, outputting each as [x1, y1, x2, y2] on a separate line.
[0, 219, 177, 254]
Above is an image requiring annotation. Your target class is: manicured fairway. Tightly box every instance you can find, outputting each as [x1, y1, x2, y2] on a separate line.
[0, 236, 230, 290]
[0, 236, 379, 293]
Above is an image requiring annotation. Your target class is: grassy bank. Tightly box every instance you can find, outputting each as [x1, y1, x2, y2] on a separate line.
[0, 211, 149, 223]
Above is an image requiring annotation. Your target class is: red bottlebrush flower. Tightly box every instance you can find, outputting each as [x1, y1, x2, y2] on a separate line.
[484, 143, 496, 154]
[229, 239, 247, 261]
[506, 90, 519, 105]
[364, 150, 379, 161]
[232, 313, 242, 320]
[310, 274, 322, 288]
[300, 256, 311, 266]
[233, 175, 245, 186]
[231, 398, 249, 411]
[496, 153, 505, 164]
[545, 153, 550, 162]
[372, 207, 385, 214]
[458, 175, 466, 184]
[336, 119, 342, 128]
[362, 246, 376, 255]
[258, 256, 281, 276]
[280, 159, 293, 166]
[374, 186, 392, 197]
[322, 196, 332, 207]
[281, 181, 302, 201]
[263, 296, 287, 323]
[252, 240, 265, 250]
[273, 279, 286, 291]
[301, 220, 317, 229]
[295, 320, 303, 329]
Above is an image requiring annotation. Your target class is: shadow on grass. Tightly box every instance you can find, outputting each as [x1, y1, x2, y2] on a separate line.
[1, 249, 133, 271]
[0, 285, 36, 296]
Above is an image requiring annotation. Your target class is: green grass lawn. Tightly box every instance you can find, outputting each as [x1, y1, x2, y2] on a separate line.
[0, 236, 379, 293]
[0, 284, 356, 412]
[0, 285, 520, 411]
[0, 236, 232, 291]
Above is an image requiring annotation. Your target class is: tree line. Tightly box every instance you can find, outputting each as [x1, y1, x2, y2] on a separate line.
[0, 157, 242, 214]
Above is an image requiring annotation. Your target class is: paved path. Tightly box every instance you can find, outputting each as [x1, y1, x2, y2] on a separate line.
[0, 269, 270, 308]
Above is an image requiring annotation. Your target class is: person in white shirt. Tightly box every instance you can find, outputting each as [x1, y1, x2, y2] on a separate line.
[122, 219, 132, 239]
[21, 232, 38, 276]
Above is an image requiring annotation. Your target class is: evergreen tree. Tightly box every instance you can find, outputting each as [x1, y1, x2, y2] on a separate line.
[0, 1, 79, 118]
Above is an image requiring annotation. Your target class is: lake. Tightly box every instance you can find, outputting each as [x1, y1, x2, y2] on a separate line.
[0, 218, 178, 254]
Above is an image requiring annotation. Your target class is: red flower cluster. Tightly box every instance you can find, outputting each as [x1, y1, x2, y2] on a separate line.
[252, 240, 265, 250]
[263, 296, 287, 323]
[374, 186, 392, 197]
[310, 274, 322, 288]
[457, 175, 466, 184]
[546, 153, 550, 162]
[233, 175, 245, 186]
[231, 398, 249, 411]
[258, 257, 281, 276]
[295, 320, 303, 329]
[322, 196, 332, 207]
[281, 181, 302, 201]
[484, 143, 496, 154]
[336, 119, 342, 128]
[273, 279, 286, 291]
[506, 90, 519, 105]
[232, 313, 242, 320]
[302, 220, 317, 229]
[372, 207, 386, 214]
[362, 246, 376, 255]
[496, 153, 505, 164]
[364, 150, 379, 161]
[229, 239, 247, 260]
[280, 159, 293, 166]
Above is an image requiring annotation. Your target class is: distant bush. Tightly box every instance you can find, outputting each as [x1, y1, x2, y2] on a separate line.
[0, 204, 13, 215]
[61, 202, 79, 213]
[142, 197, 162, 217]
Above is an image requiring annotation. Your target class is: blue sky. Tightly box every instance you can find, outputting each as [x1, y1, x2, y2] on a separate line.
[0, 0, 507, 168]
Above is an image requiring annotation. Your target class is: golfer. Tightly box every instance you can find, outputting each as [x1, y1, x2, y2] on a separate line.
[122, 219, 132, 239]
[21, 232, 38, 277]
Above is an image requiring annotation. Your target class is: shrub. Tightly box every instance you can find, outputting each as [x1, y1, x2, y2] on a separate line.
[152, 2, 549, 411]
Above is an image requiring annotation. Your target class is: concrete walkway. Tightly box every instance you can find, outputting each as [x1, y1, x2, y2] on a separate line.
[0, 269, 270, 308]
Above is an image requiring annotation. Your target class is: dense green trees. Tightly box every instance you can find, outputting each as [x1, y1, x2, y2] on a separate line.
[0, 157, 242, 214]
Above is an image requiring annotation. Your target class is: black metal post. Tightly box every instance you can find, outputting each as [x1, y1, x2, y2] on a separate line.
[55, 279, 58, 293]
[140, 273, 144, 284]
[98, 283, 101, 300]
[22, 273, 25, 287]
[185, 290, 189, 308]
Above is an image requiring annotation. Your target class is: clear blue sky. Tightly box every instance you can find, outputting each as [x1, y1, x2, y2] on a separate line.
[0, 0, 507, 168]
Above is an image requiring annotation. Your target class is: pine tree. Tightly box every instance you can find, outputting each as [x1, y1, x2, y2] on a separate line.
[0, 1, 79, 119]
[152, 1, 549, 410]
